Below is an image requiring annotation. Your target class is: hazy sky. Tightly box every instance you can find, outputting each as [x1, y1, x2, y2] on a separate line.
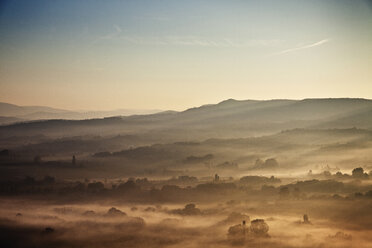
[0, 0, 371, 111]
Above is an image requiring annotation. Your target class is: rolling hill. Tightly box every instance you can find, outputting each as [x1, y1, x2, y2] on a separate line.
[0, 102, 162, 124]
[0, 98, 371, 140]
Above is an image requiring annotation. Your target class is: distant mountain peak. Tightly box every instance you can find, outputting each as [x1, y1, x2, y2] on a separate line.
[219, 98, 238, 104]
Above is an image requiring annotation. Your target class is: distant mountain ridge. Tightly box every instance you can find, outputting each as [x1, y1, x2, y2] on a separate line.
[0, 102, 163, 124]
[0, 102, 67, 116]
[0, 98, 371, 140]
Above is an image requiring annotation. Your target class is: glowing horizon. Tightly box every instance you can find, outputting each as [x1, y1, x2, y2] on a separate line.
[0, 0, 371, 111]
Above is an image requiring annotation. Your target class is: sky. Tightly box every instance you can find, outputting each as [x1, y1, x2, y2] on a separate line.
[0, 0, 371, 111]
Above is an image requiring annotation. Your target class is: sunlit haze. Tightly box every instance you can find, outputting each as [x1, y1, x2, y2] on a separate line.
[1, 2, 372, 248]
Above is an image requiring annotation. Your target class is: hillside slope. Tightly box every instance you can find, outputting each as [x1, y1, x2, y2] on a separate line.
[0, 98, 371, 140]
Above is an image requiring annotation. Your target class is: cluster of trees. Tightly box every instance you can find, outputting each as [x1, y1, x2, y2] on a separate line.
[184, 154, 214, 164]
[240, 175, 281, 185]
[0, 176, 238, 202]
[354, 190, 372, 198]
[228, 218, 270, 245]
[254, 158, 279, 170]
[170, 203, 202, 215]
[1, 172, 372, 202]
[320, 167, 371, 180]
[167, 175, 198, 185]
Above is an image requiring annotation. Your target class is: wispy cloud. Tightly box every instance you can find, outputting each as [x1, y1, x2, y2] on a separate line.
[92, 27, 284, 48]
[101, 24, 122, 39]
[92, 25, 122, 44]
[134, 15, 171, 22]
[119, 35, 283, 48]
[270, 39, 330, 56]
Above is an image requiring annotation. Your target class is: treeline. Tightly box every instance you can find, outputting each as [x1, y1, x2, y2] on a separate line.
[1, 173, 372, 203]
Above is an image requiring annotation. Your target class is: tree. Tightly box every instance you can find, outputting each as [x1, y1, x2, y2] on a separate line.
[352, 167, 366, 178]
[279, 186, 290, 199]
[323, 171, 331, 178]
[87, 182, 104, 192]
[264, 158, 279, 168]
[293, 187, 300, 199]
[106, 207, 127, 217]
[303, 214, 311, 224]
[117, 180, 138, 192]
[250, 219, 269, 237]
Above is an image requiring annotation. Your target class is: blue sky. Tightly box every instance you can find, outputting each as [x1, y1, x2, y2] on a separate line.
[0, 0, 371, 110]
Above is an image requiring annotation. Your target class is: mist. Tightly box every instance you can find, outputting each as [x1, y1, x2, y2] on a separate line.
[1, 0, 372, 247]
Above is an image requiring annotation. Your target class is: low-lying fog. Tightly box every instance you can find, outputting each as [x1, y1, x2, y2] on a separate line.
[1, 99, 372, 247]
[1, 199, 371, 248]
[1, 169, 372, 248]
